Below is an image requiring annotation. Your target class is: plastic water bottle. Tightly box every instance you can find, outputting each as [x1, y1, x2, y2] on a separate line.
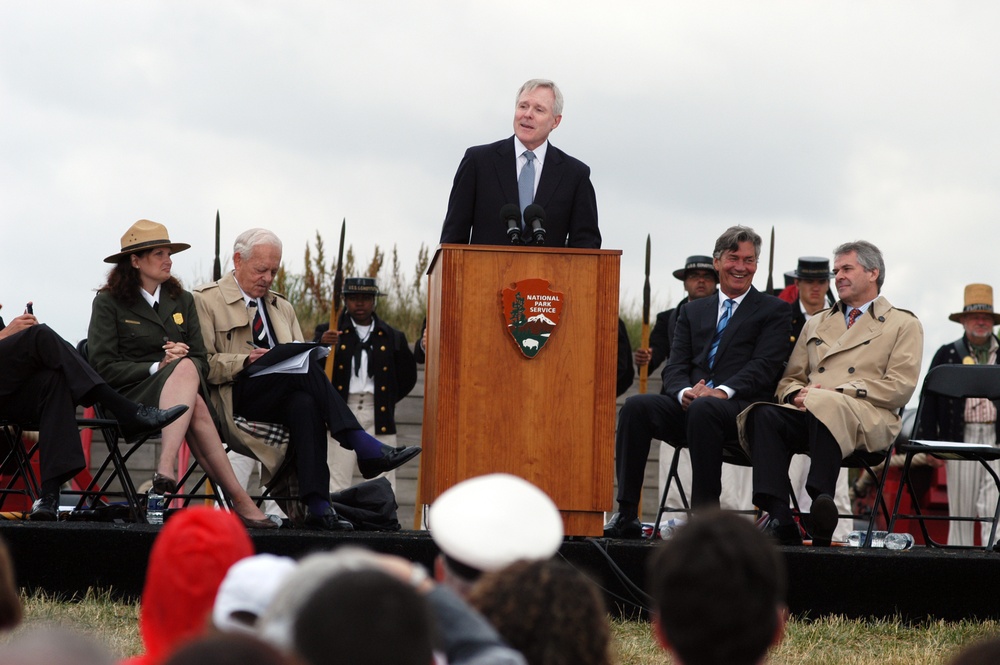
[884, 532, 915, 551]
[146, 489, 165, 525]
[659, 518, 686, 540]
[846, 530, 888, 547]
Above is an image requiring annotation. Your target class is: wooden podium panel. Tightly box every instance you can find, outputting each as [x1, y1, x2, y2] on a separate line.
[420, 244, 621, 536]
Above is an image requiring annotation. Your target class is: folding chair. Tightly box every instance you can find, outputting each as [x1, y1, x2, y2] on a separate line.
[652, 434, 894, 547]
[888, 364, 1000, 550]
[652, 439, 757, 536]
[71, 340, 226, 522]
[0, 421, 40, 511]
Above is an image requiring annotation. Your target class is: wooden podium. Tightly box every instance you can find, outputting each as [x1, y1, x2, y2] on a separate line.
[419, 244, 621, 536]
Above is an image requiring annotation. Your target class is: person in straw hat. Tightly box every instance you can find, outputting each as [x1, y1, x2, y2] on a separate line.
[87, 220, 277, 529]
[914, 283, 1000, 547]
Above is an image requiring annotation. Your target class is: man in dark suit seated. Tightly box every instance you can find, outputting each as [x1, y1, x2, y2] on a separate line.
[440, 78, 600, 249]
[0, 306, 187, 519]
[604, 226, 790, 538]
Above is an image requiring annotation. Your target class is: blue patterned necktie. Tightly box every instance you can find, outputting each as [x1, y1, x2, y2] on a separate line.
[707, 298, 735, 369]
[518, 150, 536, 228]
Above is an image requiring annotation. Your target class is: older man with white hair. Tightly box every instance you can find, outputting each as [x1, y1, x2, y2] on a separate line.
[194, 228, 420, 531]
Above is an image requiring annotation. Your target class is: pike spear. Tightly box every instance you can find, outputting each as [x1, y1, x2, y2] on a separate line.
[212, 210, 222, 281]
[324, 219, 347, 381]
[639, 234, 651, 394]
[766, 226, 775, 294]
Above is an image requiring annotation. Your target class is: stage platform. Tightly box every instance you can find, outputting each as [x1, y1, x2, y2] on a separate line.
[3, 520, 999, 623]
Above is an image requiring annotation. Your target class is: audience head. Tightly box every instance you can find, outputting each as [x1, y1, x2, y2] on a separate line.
[260, 547, 388, 650]
[138, 507, 254, 663]
[429, 473, 563, 595]
[0, 536, 22, 632]
[0, 625, 114, 665]
[468, 559, 611, 665]
[948, 637, 1000, 665]
[647, 512, 787, 665]
[292, 569, 435, 665]
[161, 633, 292, 665]
[213, 554, 297, 636]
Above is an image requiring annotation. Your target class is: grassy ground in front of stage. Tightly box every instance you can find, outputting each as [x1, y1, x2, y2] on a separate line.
[613, 615, 1000, 665]
[5, 590, 1000, 664]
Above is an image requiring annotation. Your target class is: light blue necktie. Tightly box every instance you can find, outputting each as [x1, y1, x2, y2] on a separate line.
[518, 150, 536, 228]
[707, 298, 735, 370]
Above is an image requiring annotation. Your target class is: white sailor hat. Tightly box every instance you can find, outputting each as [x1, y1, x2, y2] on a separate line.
[429, 473, 564, 575]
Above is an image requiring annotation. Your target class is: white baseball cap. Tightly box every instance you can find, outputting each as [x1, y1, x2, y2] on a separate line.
[213, 554, 298, 635]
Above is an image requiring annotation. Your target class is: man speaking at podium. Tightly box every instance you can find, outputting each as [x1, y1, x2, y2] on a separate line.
[440, 79, 601, 249]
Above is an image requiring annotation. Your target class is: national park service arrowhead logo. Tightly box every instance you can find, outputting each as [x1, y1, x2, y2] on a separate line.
[501, 278, 563, 358]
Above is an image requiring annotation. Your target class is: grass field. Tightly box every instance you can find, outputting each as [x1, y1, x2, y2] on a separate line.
[4, 589, 1000, 664]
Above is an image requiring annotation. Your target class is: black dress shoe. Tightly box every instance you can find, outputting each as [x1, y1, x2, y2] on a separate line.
[119, 404, 190, 444]
[303, 504, 354, 531]
[762, 517, 803, 546]
[358, 444, 422, 480]
[603, 512, 643, 539]
[809, 494, 838, 547]
[28, 493, 59, 521]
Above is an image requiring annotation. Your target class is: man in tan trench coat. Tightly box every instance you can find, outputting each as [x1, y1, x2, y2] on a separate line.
[739, 240, 923, 546]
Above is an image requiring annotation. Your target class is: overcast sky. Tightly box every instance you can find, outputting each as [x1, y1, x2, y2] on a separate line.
[2, 1, 999, 395]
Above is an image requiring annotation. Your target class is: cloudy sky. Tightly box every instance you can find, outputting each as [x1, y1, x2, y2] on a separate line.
[2, 1, 998, 392]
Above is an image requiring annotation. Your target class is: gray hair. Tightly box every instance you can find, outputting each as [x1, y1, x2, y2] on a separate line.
[233, 228, 282, 259]
[834, 240, 885, 290]
[713, 225, 762, 260]
[259, 547, 383, 651]
[516, 79, 564, 116]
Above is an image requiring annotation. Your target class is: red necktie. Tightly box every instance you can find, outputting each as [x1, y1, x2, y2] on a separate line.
[847, 308, 862, 329]
[249, 301, 271, 348]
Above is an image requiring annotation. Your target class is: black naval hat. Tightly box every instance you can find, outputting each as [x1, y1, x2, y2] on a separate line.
[343, 277, 381, 296]
[672, 255, 718, 281]
[784, 256, 833, 281]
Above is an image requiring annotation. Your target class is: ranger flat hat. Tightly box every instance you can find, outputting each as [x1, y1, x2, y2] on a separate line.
[785, 256, 833, 280]
[343, 277, 381, 296]
[949, 283, 1000, 324]
[672, 255, 718, 281]
[430, 473, 564, 575]
[104, 219, 191, 263]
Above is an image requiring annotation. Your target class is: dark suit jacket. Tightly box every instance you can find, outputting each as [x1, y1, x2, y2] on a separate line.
[440, 136, 601, 248]
[662, 287, 791, 403]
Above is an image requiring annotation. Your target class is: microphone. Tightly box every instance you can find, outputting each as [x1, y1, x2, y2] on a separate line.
[500, 204, 523, 245]
[523, 204, 546, 245]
